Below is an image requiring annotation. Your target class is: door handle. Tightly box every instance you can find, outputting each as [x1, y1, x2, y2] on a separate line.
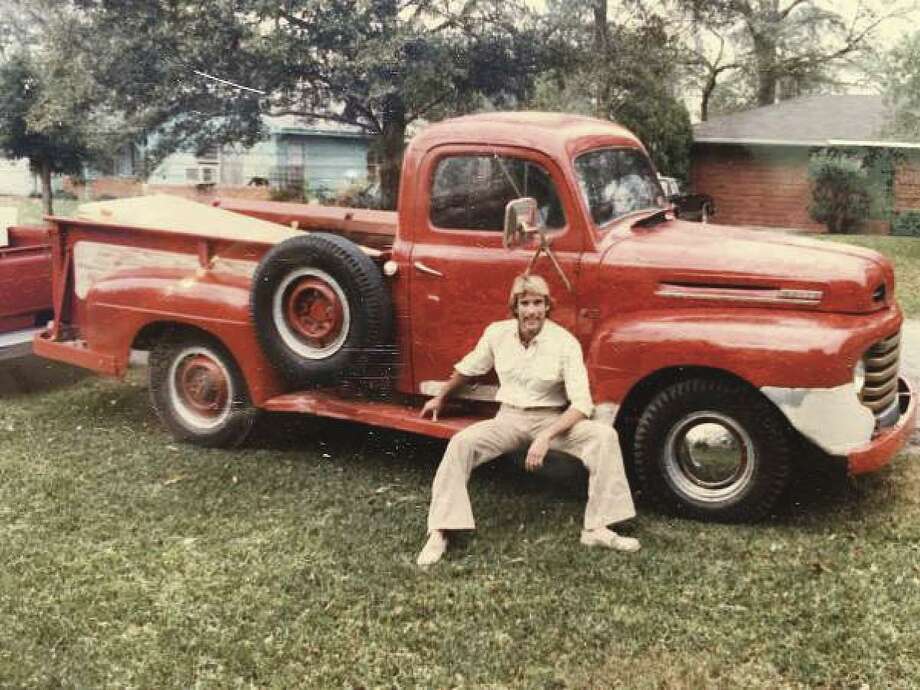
[413, 261, 444, 277]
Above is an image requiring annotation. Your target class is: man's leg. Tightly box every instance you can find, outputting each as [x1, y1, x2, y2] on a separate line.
[548, 419, 639, 550]
[418, 410, 527, 565]
[427, 413, 527, 532]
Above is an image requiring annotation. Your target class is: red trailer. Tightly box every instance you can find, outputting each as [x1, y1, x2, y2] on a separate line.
[0, 219, 52, 361]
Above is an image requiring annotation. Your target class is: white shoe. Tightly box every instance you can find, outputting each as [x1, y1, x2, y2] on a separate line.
[416, 531, 448, 566]
[580, 527, 641, 552]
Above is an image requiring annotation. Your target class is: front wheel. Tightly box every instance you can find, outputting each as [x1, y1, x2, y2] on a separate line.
[632, 378, 791, 522]
[149, 333, 258, 447]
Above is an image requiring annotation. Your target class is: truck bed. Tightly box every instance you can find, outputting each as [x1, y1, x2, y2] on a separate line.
[213, 198, 397, 251]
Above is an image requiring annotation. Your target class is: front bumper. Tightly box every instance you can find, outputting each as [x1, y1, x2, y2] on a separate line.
[762, 376, 916, 474]
[847, 376, 917, 475]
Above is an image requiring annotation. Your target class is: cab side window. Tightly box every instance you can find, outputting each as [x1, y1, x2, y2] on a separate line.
[429, 155, 566, 231]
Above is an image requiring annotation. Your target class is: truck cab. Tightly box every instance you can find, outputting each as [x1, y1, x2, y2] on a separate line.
[34, 112, 917, 522]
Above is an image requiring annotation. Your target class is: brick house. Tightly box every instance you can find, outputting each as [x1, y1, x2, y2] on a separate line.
[690, 94, 920, 233]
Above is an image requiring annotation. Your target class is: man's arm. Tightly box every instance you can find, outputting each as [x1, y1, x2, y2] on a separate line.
[526, 334, 594, 470]
[524, 406, 586, 471]
[421, 324, 497, 420]
[419, 370, 473, 421]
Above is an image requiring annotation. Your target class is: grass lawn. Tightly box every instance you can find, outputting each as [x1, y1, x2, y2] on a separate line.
[1, 365, 918, 688]
[821, 235, 920, 319]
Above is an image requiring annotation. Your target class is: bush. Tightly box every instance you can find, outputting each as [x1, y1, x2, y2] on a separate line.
[892, 210, 920, 237]
[269, 186, 305, 203]
[808, 152, 870, 233]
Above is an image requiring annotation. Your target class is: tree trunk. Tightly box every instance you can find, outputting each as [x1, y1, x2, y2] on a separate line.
[593, 0, 608, 54]
[379, 96, 406, 212]
[752, 33, 778, 106]
[40, 159, 53, 219]
[700, 73, 717, 121]
[592, 0, 609, 118]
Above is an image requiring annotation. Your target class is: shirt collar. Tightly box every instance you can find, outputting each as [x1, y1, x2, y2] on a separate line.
[516, 322, 547, 348]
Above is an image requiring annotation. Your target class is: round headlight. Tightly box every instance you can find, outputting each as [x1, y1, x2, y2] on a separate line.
[853, 359, 866, 393]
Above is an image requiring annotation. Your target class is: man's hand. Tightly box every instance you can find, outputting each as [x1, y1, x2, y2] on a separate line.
[420, 396, 445, 421]
[525, 433, 551, 472]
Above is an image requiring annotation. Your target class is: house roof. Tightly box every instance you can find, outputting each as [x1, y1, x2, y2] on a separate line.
[263, 114, 370, 139]
[692, 94, 920, 148]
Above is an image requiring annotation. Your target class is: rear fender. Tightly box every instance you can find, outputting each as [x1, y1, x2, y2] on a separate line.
[83, 269, 285, 403]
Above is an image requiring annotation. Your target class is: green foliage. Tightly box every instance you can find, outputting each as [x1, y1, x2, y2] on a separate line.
[79, 0, 540, 209]
[808, 151, 870, 233]
[529, 2, 693, 179]
[268, 186, 305, 203]
[674, 1, 907, 119]
[892, 210, 920, 237]
[881, 31, 920, 140]
[0, 53, 89, 176]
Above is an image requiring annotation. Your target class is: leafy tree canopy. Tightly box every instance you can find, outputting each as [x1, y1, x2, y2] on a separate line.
[672, 0, 913, 119]
[881, 31, 920, 140]
[530, 0, 693, 179]
[77, 0, 541, 208]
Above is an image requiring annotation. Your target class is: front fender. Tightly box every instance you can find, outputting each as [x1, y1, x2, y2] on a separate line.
[586, 307, 903, 404]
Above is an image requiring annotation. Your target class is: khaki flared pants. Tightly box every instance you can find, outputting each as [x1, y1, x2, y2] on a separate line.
[427, 405, 636, 533]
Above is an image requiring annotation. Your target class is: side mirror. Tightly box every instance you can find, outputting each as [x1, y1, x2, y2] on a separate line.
[503, 197, 543, 249]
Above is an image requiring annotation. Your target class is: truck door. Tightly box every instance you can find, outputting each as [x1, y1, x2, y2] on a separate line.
[408, 146, 587, 394]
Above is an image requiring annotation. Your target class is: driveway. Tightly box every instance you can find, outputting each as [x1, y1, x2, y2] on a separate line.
[902, 320, 920, 383]
[902, 320, 920, 448]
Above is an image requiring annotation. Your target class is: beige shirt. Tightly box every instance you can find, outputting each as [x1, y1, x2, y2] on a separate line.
[454, 319, 594, 417]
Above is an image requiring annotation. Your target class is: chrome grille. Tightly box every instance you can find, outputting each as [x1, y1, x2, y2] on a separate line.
[860, 330, 900, 416]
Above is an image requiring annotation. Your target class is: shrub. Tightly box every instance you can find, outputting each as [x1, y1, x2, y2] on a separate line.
[808, 152, 870, 233]
[269, 186, 305, 203]
[892, 210, 920, 237]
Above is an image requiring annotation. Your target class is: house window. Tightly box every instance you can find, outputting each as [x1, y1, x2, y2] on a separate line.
[197, 145, 219, 164]
[201, 167, 215, 183]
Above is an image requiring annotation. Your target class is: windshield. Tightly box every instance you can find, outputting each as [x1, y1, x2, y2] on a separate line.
[574, 148, 666, 228]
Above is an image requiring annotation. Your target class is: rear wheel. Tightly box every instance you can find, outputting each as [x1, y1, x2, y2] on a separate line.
[149, 333, 257, 447]
[633, 378, 791, 522]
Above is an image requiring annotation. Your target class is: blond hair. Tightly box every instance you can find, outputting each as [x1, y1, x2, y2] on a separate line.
[508, 274, 553, 315]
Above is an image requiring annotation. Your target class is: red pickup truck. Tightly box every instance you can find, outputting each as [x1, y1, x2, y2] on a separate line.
[0, 221, 52, 361]
[34, 112, 916, 521]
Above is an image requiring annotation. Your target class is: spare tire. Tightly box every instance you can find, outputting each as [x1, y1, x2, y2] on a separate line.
[250, 233, 392, 386]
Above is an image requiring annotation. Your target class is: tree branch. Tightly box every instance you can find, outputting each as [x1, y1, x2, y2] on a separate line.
[264, 107, 377, 133]
[778, 0, 812, 21]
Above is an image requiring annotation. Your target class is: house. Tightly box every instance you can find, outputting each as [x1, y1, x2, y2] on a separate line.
[80, 116, 375, 201]
[690, 94, 920, 233]
[0, 157, 63, 197]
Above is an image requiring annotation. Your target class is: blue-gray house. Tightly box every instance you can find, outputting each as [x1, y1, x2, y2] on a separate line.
[109, 115, 375, 194]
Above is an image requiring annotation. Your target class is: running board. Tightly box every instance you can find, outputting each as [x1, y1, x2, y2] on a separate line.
[261, 390, 484, 440]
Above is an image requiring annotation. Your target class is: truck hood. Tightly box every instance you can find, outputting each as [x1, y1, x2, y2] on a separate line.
[603, 220, 894, 314]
